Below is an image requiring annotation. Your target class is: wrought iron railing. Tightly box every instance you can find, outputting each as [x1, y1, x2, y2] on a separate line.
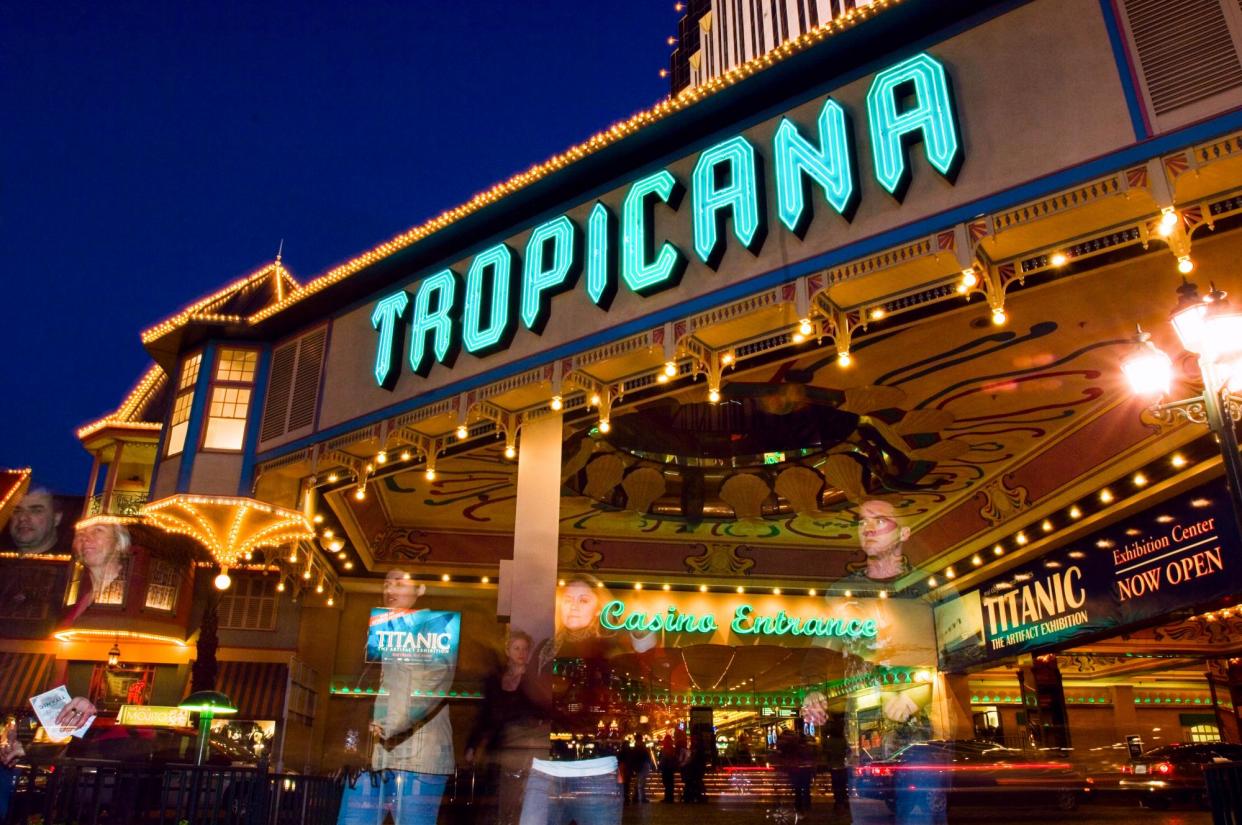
[4, 759, 341, 825]
[85, 492, 148, 518]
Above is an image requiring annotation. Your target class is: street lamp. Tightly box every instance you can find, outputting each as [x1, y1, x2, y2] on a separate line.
[1123, 279, 1242, 531]
[178, 690, 237, 766]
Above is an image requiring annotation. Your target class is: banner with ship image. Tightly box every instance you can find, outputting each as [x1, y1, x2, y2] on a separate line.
[935, 478, 1241, 671]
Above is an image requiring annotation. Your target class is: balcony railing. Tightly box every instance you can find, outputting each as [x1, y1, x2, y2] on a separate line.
[86, 492, 148, 518]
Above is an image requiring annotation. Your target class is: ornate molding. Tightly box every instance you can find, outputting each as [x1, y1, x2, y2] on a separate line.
[684, 543, 755, 576]
[975, 473, 1030, 527]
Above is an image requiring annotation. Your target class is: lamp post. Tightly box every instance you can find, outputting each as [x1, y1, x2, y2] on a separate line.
[1122, 279, 1242, 534]
[178, 689, 237, 766]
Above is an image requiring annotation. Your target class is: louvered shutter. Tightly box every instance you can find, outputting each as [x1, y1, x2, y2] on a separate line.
[257, 326, 329, 447]
[1121, 0, 1242, 120]
[259, 343, 297, 442]
[287, 328, 326, 432]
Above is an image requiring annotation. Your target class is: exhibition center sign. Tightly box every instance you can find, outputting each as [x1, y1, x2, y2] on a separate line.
[369, 53, 962, 388]
[934, 479, 1242, 671]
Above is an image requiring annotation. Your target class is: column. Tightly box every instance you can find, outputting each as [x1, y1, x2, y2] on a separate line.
[1016, 654, 1071, 748]
[930, 672, 975, 740]
[1111, 685, 1139, 744]
[1208, 658, 1242, 743]
[505, 413, 563, 646]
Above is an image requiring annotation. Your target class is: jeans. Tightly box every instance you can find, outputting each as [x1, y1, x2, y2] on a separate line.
[518, 766, 621, 825]
[0, 765, 13, 821]
[337, 770, 446, 825]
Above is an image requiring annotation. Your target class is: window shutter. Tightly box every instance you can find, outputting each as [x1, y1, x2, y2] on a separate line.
[1123, 0, 1242, 116]
[287, 328, 327, 432]
[260, 343, 297, 443]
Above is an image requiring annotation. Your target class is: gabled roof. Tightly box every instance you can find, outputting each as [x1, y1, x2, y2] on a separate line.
[142, 260, 299, 348]
[77, 364, 170, 441]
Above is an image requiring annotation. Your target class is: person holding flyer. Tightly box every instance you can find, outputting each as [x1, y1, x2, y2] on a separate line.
[338, 570, 456, 825]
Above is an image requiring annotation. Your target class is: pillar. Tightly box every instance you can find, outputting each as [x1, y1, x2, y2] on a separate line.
[505, 413, 563, 646]
[1017, 654, 1070, 748]
[1208, 658, 1242, 743]
[1110, 685, 1139, 744]
[930, 672, 975, 740]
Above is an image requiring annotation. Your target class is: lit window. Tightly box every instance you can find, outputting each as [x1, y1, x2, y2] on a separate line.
[66, 561, 129, 607]
[215, 349, 257, 383]
[144, 559, 180, 611]
[166, 354, 202, 457]
[203, 386, 252, 451]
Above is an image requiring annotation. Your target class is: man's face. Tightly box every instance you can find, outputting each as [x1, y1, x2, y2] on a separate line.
[858, 500, 908, 558]
[382, 571, 422, 610]
[559, 582, 598, 632]
[11, 491, 60, 551]
[73, 524, 117, 568]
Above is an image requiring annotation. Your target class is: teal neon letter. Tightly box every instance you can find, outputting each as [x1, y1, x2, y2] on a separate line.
[585, 202, 618, 309]
[621, 170, 687, 296]
[730, 604, 754, 635]
[409, 269, 462, 376]
[691, 135, 766, 268]
[600, 600, 626, 631]
[867, 52, 962, 200]
[774, 99, 859, 236]
[521, 216, 581, 334]
[371, 290, 409, 389]
[463, 244, 518, 355]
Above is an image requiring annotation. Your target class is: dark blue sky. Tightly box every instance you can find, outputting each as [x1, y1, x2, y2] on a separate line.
[2, 1, 674, 493]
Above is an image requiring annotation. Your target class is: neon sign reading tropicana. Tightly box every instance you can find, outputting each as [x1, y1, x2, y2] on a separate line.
[370, 53, 962, 388]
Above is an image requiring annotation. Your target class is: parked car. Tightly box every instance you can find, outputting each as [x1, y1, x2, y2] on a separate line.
[1119, 742, 1242, 809]
[854, 739, 1086, 816]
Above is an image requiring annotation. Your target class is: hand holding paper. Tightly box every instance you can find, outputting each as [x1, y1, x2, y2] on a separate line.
[30, 686, 94, 740]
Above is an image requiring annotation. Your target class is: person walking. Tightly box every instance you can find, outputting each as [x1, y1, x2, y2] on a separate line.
[658, 734, 678, 803]
[824, 721, 850, 812]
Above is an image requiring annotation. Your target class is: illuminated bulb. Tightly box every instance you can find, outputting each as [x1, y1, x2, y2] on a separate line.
[328, 473, 338, 483]
[289, 552, 298, 563]
[329, 540, 343, 553]
[344, 562, 354, 570]
[214, 571, 232, 591]
[504, 444, 517, 459]
[699, 584, 708, 593]
[1171, 453, 1187, 468]
[481, 576, 490, 584]
[971, 554, 983, 567]
[1099, 488, 1114, 504]
[1158, 208, 1178, 236]
[303, 569, 312, 579]
[1050, 252, 1068, 267]
[956, 282, 969, 295]
[960, 269, 978, 289]
[808, 589, 817, 596]
[798, 318, 813, 336]
[425, 468, 436, 481]
[599, 419, 611, 433]
[376, 451, 387, 465]
[337, 551, 346, 560]
[316, 583, 324, 594]
[772, 588, 781, 595]
[844, 590, 852, 597]
[837, 351, 851, 368]
[736, 586, 745, 594]
[1133, 472, 1148, 487]
[1042, 519, 1053, 533]
[558, 579, 566, 586]
[327, 596, 335, 607]
[634, 582, 643, 590]
[667, 35, 676, 45]
[1016, 531, 1028, 545]
[662, 583, 670, 591]
[708, 388, 720, 403]
[550, 395, 563, 411]
[276, 581, 286, 592]
[991, 308, 1007, 326]
[721, 353, 734, 365]
[869, 307, 886, 320]
[657, 373, 669, 383]
[1069, 505, 1082, 519]
[354, 487, 366, 501]
[994, 545, 1004, 556]
[879, 590, 888, 599]
[945, 567, 956, 579]
[792, 333, 806, 344]
[323, 528, 334, 538]
[441, 574, 451, 582]
[927, 577, 937, 588]
[664, 361, 677, 377]
[312, 514, 324, 524]
[400, 450, 411, 461]
[590, 393, 602, 407]
[456, 424, 468, 440]
[1178, 256, 1194, 274]
[365, 463, 374, 473]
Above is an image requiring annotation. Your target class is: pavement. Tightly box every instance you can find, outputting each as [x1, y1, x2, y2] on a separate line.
[619, 797, 1214, 825]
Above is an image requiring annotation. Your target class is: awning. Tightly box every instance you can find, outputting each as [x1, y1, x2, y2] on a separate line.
[214, 661, 288, 720]
[0, 652, 54, 714]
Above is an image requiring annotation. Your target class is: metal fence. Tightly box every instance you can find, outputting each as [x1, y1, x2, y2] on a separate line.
[1205, 761, 1242, 825]
[4, 760, 342, 825]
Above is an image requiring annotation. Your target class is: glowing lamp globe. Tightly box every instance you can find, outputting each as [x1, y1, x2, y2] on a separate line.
[1123, 345, 1173, 397]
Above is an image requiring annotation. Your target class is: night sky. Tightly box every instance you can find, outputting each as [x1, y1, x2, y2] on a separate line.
[2, 1, 675, 493]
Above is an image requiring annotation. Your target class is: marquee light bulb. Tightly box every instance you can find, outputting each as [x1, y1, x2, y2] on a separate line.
[1178, 256, 1195, 274]
[945, 567, 956, 579]
[590, 393, 602, 406]
[599, 419, 611, 433]
[1069, 505, 1082, 519]
[736, 586, 745, 594]
[1041, 519, 1053, 533]
[870, 307, 886, 320]
[1099, 488, 1114, 504]
[504, 444, 517, 459]
[991, 308, 1007, 326]
[1158, 209, 1178, 236]
[312, 514, 324, 524]
[550, 395, 563, 411]
[634, 582, 643, 590]
[662, 583, 671, 591]
[1133, 472, 1148, 487]
[657, 373, 669, 383]
[721, 352, 734, 365]
[837, 351, 852, 368]
[927, 577, 937, 588]
[792, 333, 806, 344]
[354, 487, 366, 501]
[344, 562, 354, 570]
[327, 596, 335, 607]
[323, 528, 334, 538]
[808, 589, 817, 596]
[1015, 531, 1028, 545]
[699, 584, 708, 593]
[798, 318, 813, 336]
[993, 544, 1004, 556]
[1171, 453, 1187, 468]
[329, 540, 343, 553]
[664, 361, 677, 377]
[376, 451, 387, 465]
[971, 554, 983, 567]
[960, 269, 978, 289]
[214, 571, 232, 591]
[708, 388, 720, 403]
[276, 581, 286, 592]
[441, 574, 451, 582]
[327, 473, 339, 483]
[456, 424, 468, 440]
[316, 583, 324, 594]
[400, 450, 411, 461]
[481, 576, 490, 584]
[1050, 252, 1068, 267]
[303, 569, 312, 579]
[425, 468, 437, 481]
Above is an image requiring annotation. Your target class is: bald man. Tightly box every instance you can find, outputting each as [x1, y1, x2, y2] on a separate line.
[857, 499, 909, 581]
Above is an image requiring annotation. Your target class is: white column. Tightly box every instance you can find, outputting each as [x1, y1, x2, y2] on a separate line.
[505, 413, 563, 646]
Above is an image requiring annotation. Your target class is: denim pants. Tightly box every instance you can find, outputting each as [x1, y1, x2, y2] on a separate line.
[518, 766, 621, 825]
[337, 770, 446, 825]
